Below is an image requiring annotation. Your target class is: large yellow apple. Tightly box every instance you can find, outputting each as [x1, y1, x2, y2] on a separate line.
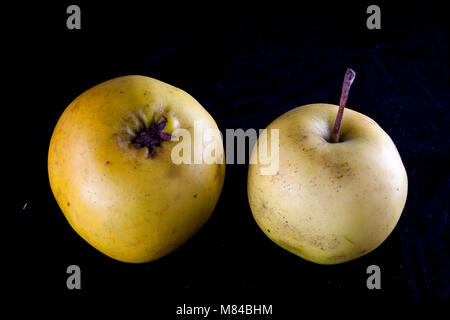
[248, 70, 407, 264]
[48, 75, 225, 263]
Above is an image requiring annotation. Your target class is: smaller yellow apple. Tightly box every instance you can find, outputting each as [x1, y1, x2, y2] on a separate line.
[248, 69, 408, 264]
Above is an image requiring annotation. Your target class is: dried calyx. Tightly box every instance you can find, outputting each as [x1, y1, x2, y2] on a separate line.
[133, 115, 172, 157]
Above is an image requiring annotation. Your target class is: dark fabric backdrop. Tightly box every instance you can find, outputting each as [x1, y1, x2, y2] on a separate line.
[5, 1, 449, 312]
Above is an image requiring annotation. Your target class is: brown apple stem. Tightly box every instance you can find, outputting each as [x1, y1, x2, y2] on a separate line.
[330, 68, 356, 143]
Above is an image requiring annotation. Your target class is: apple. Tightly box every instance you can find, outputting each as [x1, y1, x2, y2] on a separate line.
[48, 75, 225, 263]
[247, 69, 408, 264]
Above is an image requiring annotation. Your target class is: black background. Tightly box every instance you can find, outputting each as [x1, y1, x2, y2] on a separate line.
[6, 1, 449, 313]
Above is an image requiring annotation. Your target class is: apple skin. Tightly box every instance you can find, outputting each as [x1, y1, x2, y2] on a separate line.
[48, 75, 225, 263]
[248, 104, 407, 264]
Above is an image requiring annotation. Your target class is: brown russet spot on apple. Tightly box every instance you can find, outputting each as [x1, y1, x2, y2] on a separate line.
[301, 146, 316, 152]
[291, 230, 341, 251]
[320, 155, 354, 181]
[344, 236, 355, 246]
[329, 254, 347, 261]
[214, 164, 224, 182]
[173, 193, 181, 201]
[166, 163, 183, 179]
[121, 115, 134, 124]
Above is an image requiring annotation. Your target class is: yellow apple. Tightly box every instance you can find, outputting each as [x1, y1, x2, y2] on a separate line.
[48, 75, 225, 263]
[248, 69, 407, 264]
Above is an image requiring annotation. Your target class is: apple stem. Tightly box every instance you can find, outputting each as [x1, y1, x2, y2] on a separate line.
[330, 68, 356, 143]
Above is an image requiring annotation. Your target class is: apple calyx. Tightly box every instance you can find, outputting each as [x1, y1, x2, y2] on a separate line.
[330, 68, 356, 143]
[133, 115, 172, 157]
